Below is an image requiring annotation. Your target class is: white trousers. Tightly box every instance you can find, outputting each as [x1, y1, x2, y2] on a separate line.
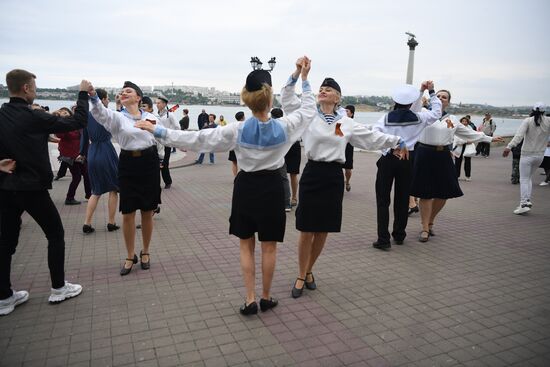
[519, 155, 544, 204]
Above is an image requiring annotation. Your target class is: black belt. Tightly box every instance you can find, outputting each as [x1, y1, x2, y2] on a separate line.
[120, 146, 156, 157]
[417, 143, 452, 152]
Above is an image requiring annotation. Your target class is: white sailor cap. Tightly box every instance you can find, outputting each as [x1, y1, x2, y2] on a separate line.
[533, 102, 546, 111]
[392, 84, 419, 105]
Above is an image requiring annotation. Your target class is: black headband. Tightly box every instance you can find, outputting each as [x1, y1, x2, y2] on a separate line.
[245, 70, 272, 92]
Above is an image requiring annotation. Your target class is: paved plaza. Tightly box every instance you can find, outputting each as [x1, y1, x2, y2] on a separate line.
[1, 146, 549, 367]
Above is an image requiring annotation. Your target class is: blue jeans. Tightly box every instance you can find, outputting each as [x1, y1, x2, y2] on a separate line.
[197, 153, 215, 164]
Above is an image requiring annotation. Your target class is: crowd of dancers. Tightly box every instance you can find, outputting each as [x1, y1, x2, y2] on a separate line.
[1, 57, 548, 316]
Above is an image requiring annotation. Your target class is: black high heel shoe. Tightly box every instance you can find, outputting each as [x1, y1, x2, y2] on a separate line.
[239, 301, 258, 315]
[305, 272, 317, 290]
[291, 278, 305, 298]
[120, 254, 138, 276]
[140, 250, 150, 270]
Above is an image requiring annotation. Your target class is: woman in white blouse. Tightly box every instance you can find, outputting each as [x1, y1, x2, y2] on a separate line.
[281, 76, 406, 298]
[136, 58, 316, 315]
[89, 81, 160, 276]
[411, 90, 503, 241]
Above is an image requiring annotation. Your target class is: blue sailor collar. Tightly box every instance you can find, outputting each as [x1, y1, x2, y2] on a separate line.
[237, 116, 287, 150]
[317, 106, 344, 125]
[120, 108, 146, 120]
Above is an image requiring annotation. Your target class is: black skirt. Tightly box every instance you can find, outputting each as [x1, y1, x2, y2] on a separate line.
[229, 169, 285, 242]
[342, 143, 354, 169]
[410, 144, 463, 199]
[296, 160, 344, 232]
[118, 147, 161, 214]
[228, 150, 237, 162]
[284, 141, 302, 174]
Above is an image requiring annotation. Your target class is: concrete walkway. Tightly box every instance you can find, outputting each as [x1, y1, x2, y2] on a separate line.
[1, 147, 549, 367]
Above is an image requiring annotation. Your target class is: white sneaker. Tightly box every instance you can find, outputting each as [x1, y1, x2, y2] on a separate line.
[540, 182, 549, 186]
[48, 281, 82, 303]
[513, 205, 531, 215]
[465, 177, 471, 182]
[0, 290, 29, 316]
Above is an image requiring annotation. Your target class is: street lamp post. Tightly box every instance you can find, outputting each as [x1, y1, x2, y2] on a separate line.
[405, 32, 418, 85]
[250, 56, 276, 72]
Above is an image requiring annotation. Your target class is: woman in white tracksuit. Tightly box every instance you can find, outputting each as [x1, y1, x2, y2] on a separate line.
[503, 103, 550, 214]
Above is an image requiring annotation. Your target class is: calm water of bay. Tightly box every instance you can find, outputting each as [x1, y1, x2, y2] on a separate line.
[1, 99, 524, 136]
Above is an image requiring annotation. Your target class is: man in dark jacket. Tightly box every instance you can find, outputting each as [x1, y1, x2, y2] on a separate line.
[197, 109, 209, 130]
[0, 69, 91, 315]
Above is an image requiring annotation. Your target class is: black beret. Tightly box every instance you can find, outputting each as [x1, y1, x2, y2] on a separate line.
[235, 111, 245, 121]
[345, 105, 355, 114]
[123, 81, 143, 98]
[141, 96, 153, 107]
[320, 77, 341, 94]
[245, 70, 272, 92]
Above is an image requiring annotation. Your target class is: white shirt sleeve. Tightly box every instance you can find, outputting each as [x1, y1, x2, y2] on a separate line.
[155, 123, 239, 153]
[455, 122, 492, 143]
[89, 97, 122, 135]
[280, 76, 303, 115]
[280, 80, 316, 143]
[417, 93, 442, 126]
[507, 119, 529, 149]
[349, 121, 400, 151]
[169, 114, 180, 130]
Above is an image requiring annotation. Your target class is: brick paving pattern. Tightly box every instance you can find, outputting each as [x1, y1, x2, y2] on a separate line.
[1, 146, 549, 366]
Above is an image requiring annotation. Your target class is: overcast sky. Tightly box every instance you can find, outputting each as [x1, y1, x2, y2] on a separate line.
[1, 0, 548, 106]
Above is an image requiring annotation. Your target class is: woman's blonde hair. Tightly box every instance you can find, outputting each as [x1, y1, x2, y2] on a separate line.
[241, 84, 272, 113]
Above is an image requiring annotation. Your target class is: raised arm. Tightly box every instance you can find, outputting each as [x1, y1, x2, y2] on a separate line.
[88, 87, 122, 135]
[414, 81, 442, 125]
[280, 57, 305, 115]
[34, 81, 91, 134]
[280, 57, 316, 142]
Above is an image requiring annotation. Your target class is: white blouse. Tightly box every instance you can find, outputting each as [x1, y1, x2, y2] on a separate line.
[89, 98, 158, 150]
[152, 79, 316, 172]
[418, 114, 492, 146]
[280, 77, 401, 163]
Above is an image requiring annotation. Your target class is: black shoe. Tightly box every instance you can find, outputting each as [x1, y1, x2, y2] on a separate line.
[291, 278, 305, 298]
[65, 199, 81, 205]
[393, 239, 404, 245]
[164, 184, 171, 189]
[136, 224, 142, 229]
[408, 206, 419, 216]
[372, 241, 391, 250]
[153, 206, 161, 214]
[82, 224, 95, 234]
[107, 223, 120, 232]
[305, 272, 317, 290]
[54, 175, 63, 181]
[140, 250, 150, 270]
[239, 301, 258, 315]
[120, 254, 138, 276]
[259, 298, 278, 312]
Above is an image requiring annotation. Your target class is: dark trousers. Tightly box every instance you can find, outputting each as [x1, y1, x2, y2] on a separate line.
[161, 147, 172, 185]
[478, 142, 491, 157]
[375, 153, 414, 243]
[56, 161, 69, 178]
[0, 190, 66, 299]
[67, 162, 91, 200]
[454, 150, 471, 178]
